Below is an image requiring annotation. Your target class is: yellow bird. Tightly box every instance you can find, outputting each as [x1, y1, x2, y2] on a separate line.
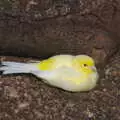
[0, 55, 99, 92]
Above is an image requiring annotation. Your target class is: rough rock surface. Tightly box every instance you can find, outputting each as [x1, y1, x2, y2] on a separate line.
[0, 0, 119, 65]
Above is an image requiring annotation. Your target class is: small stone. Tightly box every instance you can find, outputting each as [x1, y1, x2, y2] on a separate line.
[105, 68, 111, 75]
[18, 102, 29, 109]
[4, 86, 18, 98]
[103, 88, 107, 92]
[86, 109, 94, 118]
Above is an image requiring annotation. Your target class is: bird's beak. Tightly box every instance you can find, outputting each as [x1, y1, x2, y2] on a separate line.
[90, 66, 97, 72]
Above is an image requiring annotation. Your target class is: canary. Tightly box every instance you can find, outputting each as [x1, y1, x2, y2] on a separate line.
[0, 55, 99, 92]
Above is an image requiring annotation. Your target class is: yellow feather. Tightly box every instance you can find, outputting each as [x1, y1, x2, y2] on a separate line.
[37, 58, 54, 71]
[37, 55, 74, 71]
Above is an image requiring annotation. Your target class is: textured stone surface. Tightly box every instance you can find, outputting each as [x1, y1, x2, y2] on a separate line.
[0, 0, 119, 65]
[91, 30, 119, 66]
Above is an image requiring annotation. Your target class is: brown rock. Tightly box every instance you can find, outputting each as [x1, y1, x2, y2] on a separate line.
[91, 30, 119, 66]
[0, 0, 119, 66]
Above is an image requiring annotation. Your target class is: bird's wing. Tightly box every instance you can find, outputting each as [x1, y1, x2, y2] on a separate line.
[35, 55, 74, 71]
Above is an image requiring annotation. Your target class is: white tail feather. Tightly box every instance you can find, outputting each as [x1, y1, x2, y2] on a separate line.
[0, 61, 38, 75]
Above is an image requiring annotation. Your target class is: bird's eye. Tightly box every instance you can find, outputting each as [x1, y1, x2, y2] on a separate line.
[83, 64, 88, 67]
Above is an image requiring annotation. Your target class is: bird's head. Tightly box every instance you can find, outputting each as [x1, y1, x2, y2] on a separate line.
[73, 55, 97, 74]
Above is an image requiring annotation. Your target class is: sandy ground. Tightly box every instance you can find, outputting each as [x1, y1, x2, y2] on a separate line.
[0, 51, 119, 120]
